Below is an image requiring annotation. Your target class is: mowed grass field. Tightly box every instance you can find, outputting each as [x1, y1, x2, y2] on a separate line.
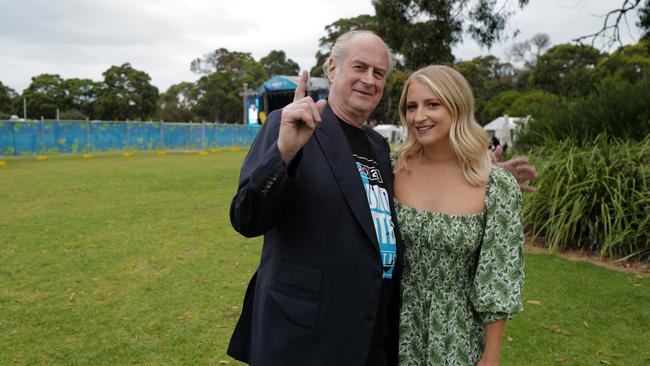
[1, 151, 648, 365]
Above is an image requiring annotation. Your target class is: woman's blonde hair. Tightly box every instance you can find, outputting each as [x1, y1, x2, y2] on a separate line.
[394, 65, 492, 186]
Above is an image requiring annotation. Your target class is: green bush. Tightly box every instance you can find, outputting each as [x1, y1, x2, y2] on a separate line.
[517, 78, 650, 148]
[524, 134, 649, 262]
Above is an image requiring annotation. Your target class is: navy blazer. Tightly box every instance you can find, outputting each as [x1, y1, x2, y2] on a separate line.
[228, 104, 402, 366]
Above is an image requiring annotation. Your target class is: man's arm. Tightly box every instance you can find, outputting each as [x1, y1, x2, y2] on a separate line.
[493, 145, 539, 192]
[230, 71, 326, 237]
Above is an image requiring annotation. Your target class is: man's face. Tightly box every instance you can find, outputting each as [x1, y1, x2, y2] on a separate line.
[327, 34, 389, 124]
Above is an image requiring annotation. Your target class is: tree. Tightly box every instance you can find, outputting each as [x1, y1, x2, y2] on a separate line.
[156, 82, 198, 122]
[65, 78, 101, 119]
[641, 0, 650, 40]
[190, 48, 267, 122]
[260, 50, 300, 76]
[528, 44, 604, 97]
[372, 69, 410, 124]
[310, 15, 378, 76]
[506, 33, 551, 69]
[21, 74, 69, 119]
[96, 63, 159, 121]
[574, 0, 649, 47]
[482, 90, 522, 123]
[373, 0, 529, 68]
[455, 55, 516, 123]
[594, 40, 650, 83]
[0, 81, 16, 117]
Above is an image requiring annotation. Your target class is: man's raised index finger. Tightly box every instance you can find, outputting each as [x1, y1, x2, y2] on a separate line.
[293, 70, 309, 102]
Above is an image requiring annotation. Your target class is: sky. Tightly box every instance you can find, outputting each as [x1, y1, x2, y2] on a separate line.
[0, 0, 644, 93]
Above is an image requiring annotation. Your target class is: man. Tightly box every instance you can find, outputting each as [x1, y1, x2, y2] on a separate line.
[229, 30, 400, 366]
[228, 30, 537, 366]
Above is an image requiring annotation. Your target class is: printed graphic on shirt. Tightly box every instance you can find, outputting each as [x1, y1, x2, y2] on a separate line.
[354, 154, 396, 279]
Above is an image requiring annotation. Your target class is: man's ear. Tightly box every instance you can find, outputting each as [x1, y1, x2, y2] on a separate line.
[326, 58, 336, 83]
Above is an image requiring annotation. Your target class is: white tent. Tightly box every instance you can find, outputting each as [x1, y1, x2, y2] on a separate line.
[373, 124, 404, 144]
[483, 115, 530, 147]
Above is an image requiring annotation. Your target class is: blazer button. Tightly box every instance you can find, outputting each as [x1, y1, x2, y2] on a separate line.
[373, 270, 382, 281]
[366, 315, 374, 322]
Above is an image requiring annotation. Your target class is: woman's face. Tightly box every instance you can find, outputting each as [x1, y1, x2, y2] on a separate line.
[404, 79, 453, 148]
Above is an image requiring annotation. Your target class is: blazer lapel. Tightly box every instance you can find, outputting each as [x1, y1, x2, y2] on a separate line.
[314, 105, 379, 252]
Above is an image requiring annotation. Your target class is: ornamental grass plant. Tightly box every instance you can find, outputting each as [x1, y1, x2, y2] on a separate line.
[524, 134, 649, 262]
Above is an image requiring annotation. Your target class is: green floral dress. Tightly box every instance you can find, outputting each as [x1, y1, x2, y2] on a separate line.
[396, 167, 525, 366]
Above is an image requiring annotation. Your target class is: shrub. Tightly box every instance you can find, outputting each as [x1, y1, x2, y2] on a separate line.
[516, 78, 650, 148]
[524, 134, 649, 262]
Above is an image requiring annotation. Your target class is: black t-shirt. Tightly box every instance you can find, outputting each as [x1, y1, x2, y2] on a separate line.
[339, 119, 396, 366]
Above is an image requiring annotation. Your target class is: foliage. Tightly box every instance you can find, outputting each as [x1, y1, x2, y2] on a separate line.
[482, 90, 521, 122]
[0, 81, 16, 117]
[641, 0, 650, 41]
[506, 33, 551, 69]
[259, 50, 300, 77]
[156, 82, 198, 122]
[21, 74, 69, 119]
[507, 91, 559, 119]
[594, 40, 650, 83]
[96, 63, 159, 121]
[65, 78, 101, 119]
[372, 69, 410, 124]
[524, 135, 650, 262]
[528, 44, 604, 97]
[455, 55, 516, 123]
[190, 48, 267, 123]
[58, 109, 88, 120]
[517, 77, 650, 146]
[373, 0, 529, 68]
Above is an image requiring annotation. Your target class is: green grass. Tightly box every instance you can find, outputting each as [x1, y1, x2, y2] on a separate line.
[1, 152, 648, 365]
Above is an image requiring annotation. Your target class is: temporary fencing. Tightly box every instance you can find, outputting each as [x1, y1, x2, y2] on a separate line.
[0, 120, 260, 156]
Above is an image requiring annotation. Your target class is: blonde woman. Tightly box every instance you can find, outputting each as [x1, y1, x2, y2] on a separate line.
[394, 65, 524, 366]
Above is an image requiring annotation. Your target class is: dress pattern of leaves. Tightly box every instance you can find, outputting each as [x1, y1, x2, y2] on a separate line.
[396, 167, 525, 366]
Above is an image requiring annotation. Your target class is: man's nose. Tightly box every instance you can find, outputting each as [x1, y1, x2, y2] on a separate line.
[360, 68, 376, 85]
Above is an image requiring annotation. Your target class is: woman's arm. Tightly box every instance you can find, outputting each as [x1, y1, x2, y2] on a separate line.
[476, 319, 506, 366]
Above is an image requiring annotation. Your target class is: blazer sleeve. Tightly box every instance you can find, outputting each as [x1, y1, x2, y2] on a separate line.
[229, 109, 303, 237]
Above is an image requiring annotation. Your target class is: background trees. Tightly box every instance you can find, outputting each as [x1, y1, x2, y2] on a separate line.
[0, 81, 16, 118]
[95, 63, 159, 121]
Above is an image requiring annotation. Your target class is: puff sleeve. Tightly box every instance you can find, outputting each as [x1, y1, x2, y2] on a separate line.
[470, 167, 525, 324]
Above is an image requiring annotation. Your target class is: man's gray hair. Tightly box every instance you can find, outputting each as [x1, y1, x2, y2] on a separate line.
[322, 30, 394, 79]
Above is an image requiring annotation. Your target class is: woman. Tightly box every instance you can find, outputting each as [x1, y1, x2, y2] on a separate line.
[394, 65, 524, 366]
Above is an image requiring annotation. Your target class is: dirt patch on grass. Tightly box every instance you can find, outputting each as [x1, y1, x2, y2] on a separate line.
[525, 239, 650, 275]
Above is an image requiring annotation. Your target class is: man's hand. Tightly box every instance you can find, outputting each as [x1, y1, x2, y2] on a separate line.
[277, 71, 328, 165]
[493, 145, 539, 193]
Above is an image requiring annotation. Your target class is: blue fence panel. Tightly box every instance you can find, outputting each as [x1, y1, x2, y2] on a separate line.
[129, 122, 161, 150]
[42, 121, 89, 154]
[0, 120, 260, 156]
[13, 122, 41, 155]
[215, 125, 236, 147]
[189, 124, 204, 151]
[163, 123, 189, 151]
[0, 121, 16, 156]
[91, 122, 127, 152]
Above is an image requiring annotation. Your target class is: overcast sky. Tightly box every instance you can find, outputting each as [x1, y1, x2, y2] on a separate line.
[0, 0, 643, 93]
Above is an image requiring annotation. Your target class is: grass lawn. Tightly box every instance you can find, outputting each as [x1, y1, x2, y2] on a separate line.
[1, 152, 648, 365]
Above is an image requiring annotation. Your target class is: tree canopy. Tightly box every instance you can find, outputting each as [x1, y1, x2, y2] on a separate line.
[95, 63, 159, 121]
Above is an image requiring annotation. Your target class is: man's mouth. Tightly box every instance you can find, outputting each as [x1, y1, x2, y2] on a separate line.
[353, 89, 373, 97]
